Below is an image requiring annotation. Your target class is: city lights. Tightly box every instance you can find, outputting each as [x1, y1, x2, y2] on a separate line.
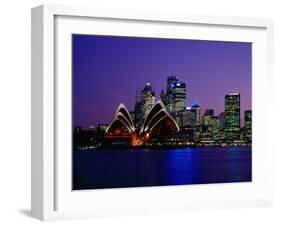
[74, 76, 251, 149]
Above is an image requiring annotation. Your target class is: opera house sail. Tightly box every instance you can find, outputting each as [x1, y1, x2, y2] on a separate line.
[103, 100, 180, 147]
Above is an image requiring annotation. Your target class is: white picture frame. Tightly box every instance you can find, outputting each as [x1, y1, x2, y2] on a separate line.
[31, 4, 274, 221]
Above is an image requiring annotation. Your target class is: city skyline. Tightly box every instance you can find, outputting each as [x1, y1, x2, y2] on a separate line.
[73, 34, 252, 127]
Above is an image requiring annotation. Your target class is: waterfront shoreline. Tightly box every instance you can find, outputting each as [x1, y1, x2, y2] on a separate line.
[75, 144, 252, 151]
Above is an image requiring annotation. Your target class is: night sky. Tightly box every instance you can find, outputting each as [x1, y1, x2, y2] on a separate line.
[72, 34, 251, 127]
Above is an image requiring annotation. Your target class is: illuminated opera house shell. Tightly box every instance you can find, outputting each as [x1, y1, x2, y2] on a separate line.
[105, 103, 136, 135]
[104, 100, 179, 146]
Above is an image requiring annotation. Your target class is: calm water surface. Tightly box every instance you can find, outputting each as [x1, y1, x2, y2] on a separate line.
[73, 146, 252, 190]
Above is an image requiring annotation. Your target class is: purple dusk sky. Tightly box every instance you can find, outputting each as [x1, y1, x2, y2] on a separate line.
[73, 34, 252, 127]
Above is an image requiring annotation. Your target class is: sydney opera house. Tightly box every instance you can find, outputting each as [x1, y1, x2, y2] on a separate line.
[103, 100, 180, 147]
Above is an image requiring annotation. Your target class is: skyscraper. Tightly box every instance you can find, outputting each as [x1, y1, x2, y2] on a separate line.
[163, 76, 186, 113]
[183, 107, 197, 127]
[244, 110, 252, 142]
[191, 101, 201, 128]
[140, 81, 155, 123]
[224, 93, 240, 140]
[164, 76, 178, 112]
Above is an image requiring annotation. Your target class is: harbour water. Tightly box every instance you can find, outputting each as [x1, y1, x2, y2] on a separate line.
[73, 146, 252, 190]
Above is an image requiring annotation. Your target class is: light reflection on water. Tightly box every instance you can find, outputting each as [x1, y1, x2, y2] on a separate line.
[73, 146, 252, 190]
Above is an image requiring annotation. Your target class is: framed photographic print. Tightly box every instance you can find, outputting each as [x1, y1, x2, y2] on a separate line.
[31, 4, 274, 221]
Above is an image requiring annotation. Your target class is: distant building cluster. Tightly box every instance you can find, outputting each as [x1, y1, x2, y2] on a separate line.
[73, 76, 252, 149]
[133, 76, 251, 145]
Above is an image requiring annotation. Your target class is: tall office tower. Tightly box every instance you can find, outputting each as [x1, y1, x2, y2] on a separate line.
[244, 110, 252, 142]
[191, 101, 201, 128]
[224, 93, 241, 140]
[140, 81, 155, 122]
[219, 112, 225, 130]
[173, 81, 186, 112]
[184, 107, 197, 127]
[179, 109, 189, 127]
[166, 76, 178, 110]
[164, 76, 186, 113]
